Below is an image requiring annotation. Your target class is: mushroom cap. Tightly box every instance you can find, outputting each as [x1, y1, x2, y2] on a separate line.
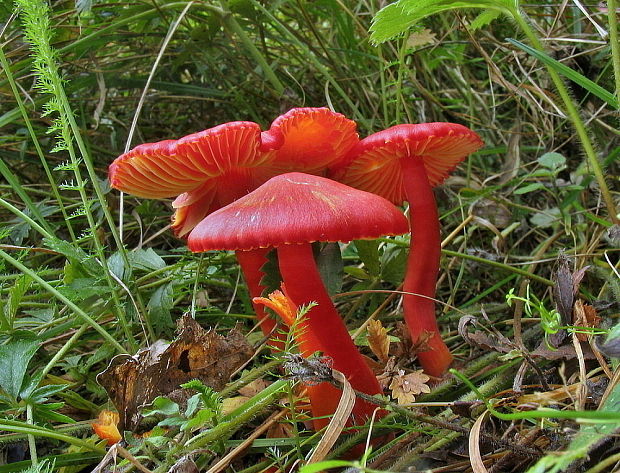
[109, 121, 280, 199]
[108, 109, 359, 237]
[331, 123, 484, 204]
[187, 172, 409, 252]
[261, 107, 359, 176]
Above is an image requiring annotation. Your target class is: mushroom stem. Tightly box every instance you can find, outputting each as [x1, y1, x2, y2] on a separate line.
[252, 288, 344, 430]
[276, 243, 383, 424]
[236, 248, 286, 350]
[400, 158, 453, 377]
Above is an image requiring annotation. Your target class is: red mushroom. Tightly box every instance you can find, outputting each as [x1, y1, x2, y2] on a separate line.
[108, 109, 358, 344]
[187, 172, 409, 427]
[332, 123, 484, 377]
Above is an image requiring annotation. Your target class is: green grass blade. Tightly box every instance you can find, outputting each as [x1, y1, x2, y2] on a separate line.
[507, 38, 619, 109]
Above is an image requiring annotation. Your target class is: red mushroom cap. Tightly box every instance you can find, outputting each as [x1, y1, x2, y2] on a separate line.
[262, 107, 359, 176]
[109, 109, 359, 237]
[109, 121, 280, 199]
[187, 172, 409, 252]
[332, 123, 484, 204]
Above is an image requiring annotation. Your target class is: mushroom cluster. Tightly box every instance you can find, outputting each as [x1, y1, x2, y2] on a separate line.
[110, 108, 359, 348]
[109, 108, 483, 438]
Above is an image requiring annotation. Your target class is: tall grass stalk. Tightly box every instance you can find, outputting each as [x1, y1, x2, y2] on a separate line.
[0, 44, 76, 242]
[607, 0, 620, 101]
[510, 12, 619, 225]
[14, 0, 141, 349]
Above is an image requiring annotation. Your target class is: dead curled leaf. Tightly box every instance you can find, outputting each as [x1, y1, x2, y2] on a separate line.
[97, 315, 253, 431]
[549, 253, 589, 347]
[367, 319, 390, 363]
[389, 369, 431, 405]
[573, 300, 601, 342]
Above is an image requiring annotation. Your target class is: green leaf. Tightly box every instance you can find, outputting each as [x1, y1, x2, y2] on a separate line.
[2, 274, 32, 331]
[469, 9, 502, 30]
[299, 460, 355, 473]
[343, 266, 371, 280]
[507, 39, 619, 109]
[130, 248, 167, 272]
[147, 282, 175, 333]
[381, 246, 407, 285]
[514, 182, 545, 194]
[537, 152, 566, 170]
[181, 408, 216, 432]
[44, 237, 100, 276]
[185, 393, 201, 418]
[315, 243, 343, 296]
[27, 383, 68, 403]
[530, 208, 561, 228]
[370, 0, 513, 44]
[0, 338, 40, 400]
[525, 381, 620, 472]
[354, 240, 381, 276]
[142, 396, 180, 417]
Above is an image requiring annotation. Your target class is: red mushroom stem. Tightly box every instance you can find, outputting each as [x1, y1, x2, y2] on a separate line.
[400, 158, 453, 377]
[276, 243, 383, 424]
[253, 287, 345, 430]
[236, 248, 286, 350]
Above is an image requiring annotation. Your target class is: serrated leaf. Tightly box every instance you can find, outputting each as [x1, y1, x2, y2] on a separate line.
[367, 319, 390, 362]
[44, 237, 101, 276]
[370, 0, 513, 44]
[130, 248, 167, 272]
[2, 274, 32, 331]
[381, 246, 407, 285]
[469, 9, 502, 30]
[389, 369, 431, 404]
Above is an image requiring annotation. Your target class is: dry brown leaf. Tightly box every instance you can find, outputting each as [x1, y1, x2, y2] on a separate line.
[465, 331, 596, 361]
[389, 369, 431, 405]
[471, 198, 512, 228]
[169, 456, 199, 473]
[97, 315, 253, 431]
[516, 380, 597, 406]
[376, 356, 397, 389]
[573, 300, 601, 342]
[238, 379, 271, 398]
[367, 319, 390, 363]
[469, 411, 490, 473]
[406, 28, 436, 48]
[223, 379, 272, 415]
[306, 369, 355, 464]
